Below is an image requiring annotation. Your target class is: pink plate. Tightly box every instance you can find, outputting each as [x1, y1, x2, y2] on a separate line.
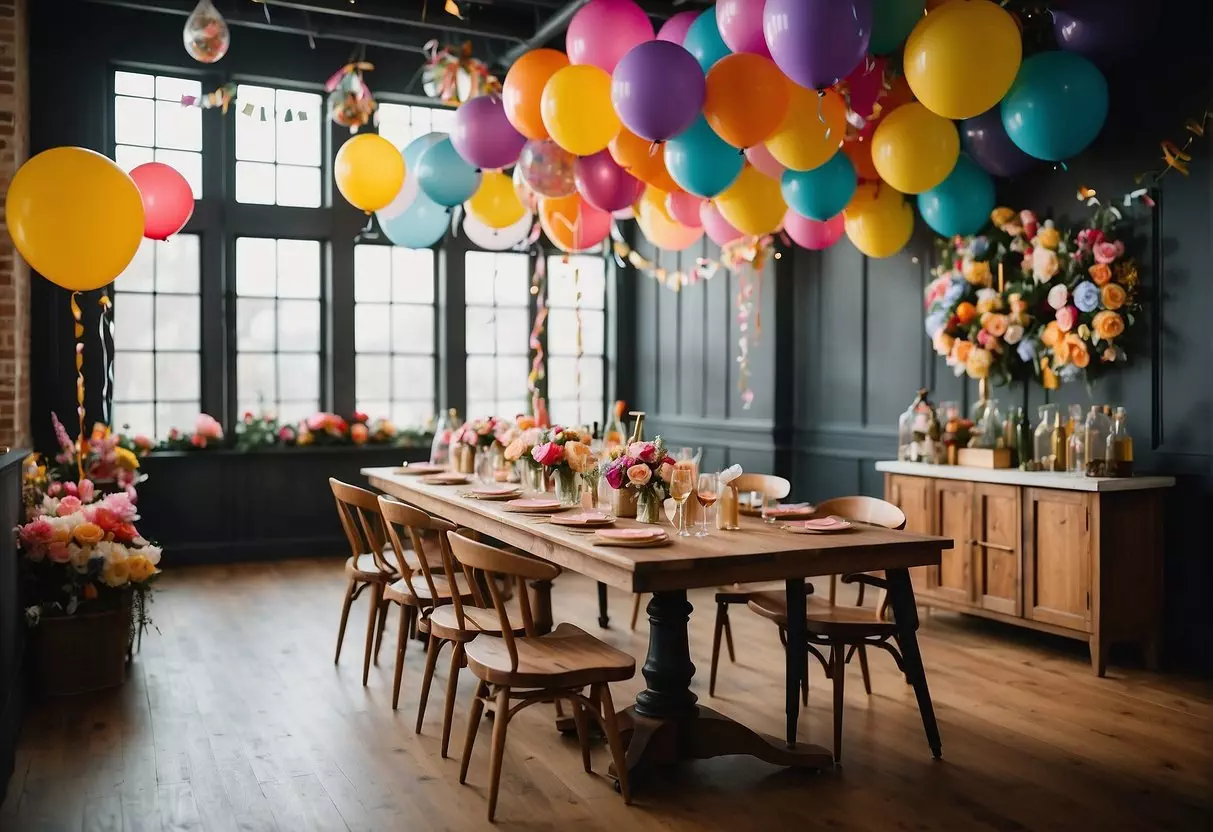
[550, 511, 615, 527]
[763, 503, 815, 518]
[421, 473, 470, 485]
[505, 498, 563, 510]
[402, 463, 448, 475]
[595, 527, 667, 540]
[470, 486, 521, 496]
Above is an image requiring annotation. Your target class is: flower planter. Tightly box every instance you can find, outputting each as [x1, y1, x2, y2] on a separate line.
[29, 598, 131, 696]
[611, 488, 637, 518]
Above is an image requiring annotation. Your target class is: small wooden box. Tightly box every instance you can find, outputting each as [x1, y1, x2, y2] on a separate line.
[956, 447, 1012, 469]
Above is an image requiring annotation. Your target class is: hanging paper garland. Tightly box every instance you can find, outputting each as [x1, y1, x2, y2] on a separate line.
[422, 41, 501, 105]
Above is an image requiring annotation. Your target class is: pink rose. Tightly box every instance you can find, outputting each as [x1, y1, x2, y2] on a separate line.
[20, 518, 54, 548]
[531, 442, 564, 467]
[627, 442, 657, 463]
[99, 492, 138, 522]
[77, 479, 95, 503]
[1056, 305, 1078, 333]
[604, 463, 625, 489]
[47, 482, 62, 497]
[1047, 284, 1069, 310]
[64, 481, 78, 497]
[1020, 210, 1038, 239]
[57, 496, 83, 517]
[658, 462, 674, 482]
[1076, 227, 1105, 250]
[1093, 240, 1124, 264]
[626, 464, 652, 487]
[47, 541, 72, 564]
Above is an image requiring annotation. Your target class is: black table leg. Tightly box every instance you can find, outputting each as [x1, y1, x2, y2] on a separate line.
[597, 581, 610, 628]
[784, 577, 806, 747]
[634, 590, 698, 719]
[885, 567, 942, 759]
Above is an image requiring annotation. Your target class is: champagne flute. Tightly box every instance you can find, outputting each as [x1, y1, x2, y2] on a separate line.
[670, 466, 695, 537]
[695, 472, 718, 537]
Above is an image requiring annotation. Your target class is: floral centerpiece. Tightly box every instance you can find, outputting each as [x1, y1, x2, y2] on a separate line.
[161, 413, 225, 450]
[502, 416, 544, 489]
[601, 436, 676, 523]
[531, 426, 596, 504]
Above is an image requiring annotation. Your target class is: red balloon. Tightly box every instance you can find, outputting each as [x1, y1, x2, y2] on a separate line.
[130, 162, 193, 241]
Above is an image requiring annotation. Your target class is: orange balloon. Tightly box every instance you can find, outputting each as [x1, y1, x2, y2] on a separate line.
[608, 126, 679, 192]
[765, 86, 847, 171]
[704, 54, 790, 149]
[539, 193, 611, 253]
[843, 140, 879, 182]
[502, 48, 570, 140]
[636, 187, 703, 252]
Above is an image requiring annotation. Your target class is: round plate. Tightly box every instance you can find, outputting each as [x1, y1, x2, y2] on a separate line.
[503, 498, 567, 513]
[762, 504, 816, 520]
[549, 512, 616, 527]
[421, 473, 471, 486]
[402, 463, 450, 476]
[592, 530, 670, 548]
[467, 486, 523, 500]
[783, 518, 854, 534]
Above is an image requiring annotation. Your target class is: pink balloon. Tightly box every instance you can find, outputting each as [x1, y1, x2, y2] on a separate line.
[716, 0, 771, 58]
[130, 162, 194, 241]
[612, 205, 635, 220]
[844, 56, 887, 124]
[744, 143, 785, 180]
[784, 210, 845, 250]
[700, 201, 744, 246]
[567, 0, 655, 74]
[574, 150, 643, 212]
[657, 10, 699, 45]
[666, 191, 704, 228]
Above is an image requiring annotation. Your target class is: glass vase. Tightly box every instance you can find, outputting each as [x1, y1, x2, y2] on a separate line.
[517, 460, 544, 493]
[474, 447, 495, 484]
[636, 490, 661, 524]
[553, 468, 581, 506]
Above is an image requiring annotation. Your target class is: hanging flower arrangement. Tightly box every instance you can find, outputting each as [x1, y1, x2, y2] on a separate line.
[421, 41, 501, 105]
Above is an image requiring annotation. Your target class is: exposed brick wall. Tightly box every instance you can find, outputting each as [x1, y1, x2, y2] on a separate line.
[0, 0, 27, 451]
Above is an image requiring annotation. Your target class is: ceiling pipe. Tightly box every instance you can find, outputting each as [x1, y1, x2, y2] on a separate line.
[257, 0, 528, 45]
[499, 0, 589, 66]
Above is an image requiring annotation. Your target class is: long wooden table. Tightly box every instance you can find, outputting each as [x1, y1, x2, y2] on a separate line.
[364, 467, 949, 782]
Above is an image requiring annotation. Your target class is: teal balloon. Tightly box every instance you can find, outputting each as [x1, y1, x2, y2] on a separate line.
[404, 132, 445, 170]
[416, 137, 482, 207]
[870, 0, 925, 54]
[780, 153, 857, 221]
[916, 155, 995, 237]
[1001, 51, 1109, 161]
[378, 192, 450, 248]
[684, 8, 730, 73]
[665, 116, 744, 198]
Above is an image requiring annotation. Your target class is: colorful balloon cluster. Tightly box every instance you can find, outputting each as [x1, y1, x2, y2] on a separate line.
[324, 0, 1119, 257]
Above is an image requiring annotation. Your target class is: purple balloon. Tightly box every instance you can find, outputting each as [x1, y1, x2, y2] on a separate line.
[450, 95, 526, 170]
[574, 150, 644, 213]
[611, 41, 706, 142]
[1053, 0, 1154, 61]
[657, 10, 699, 45]
[763, 0, 873, 90]
[717, 0, 771, 58]
[961, 108, 1035, 178]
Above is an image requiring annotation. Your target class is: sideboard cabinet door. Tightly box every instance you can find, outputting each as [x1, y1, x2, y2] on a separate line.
[934, 479, 976, 606]
[1024, 488, 1093, 632]
[974, 483, 1021, 616]
[885, 474, 936, 593]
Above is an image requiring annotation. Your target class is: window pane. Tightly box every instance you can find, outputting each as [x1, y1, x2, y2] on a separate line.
[155, 76, 201, 102]
[278, 401, 316, 426]
[494, 255, 530, 305]
[237, 353, 276, 404]
[355, 304, 391, 352]
[235, 84, 275, 161]
[276, 239, 320, 298]
[393, 356, 434, 401]
[115, 144, 155, 174]
[358, 400, 392, 420]
[115, 71, 154, 98]
[465, 307, 495, 354]
[155, 295, 200, 350]
[114, 352, 153, 402]
[155, 100, 201, 151]
[156, 353, 200, 401]
[236, 298, 276, 351]
[156, 402, 200, 438]
[155, 234, 200, 293]
[115, 96, 154, 146]
[114, 294, 154, 350]
[466, 357, 496, 399]
[497, 357, 529, 396]
[430, 108, 457, 133]
[113, 403, 155, 438]
[465, 252, 496, 301]
[117, 239, 155, 293]
[356, 355, 390, 399]
[467, 400, 496, 422]
[278, 300, 320, 351]
[236, 161, 275, 204]
[278, 354, 319, 401]
[391, 305, 433, 354]
[391, 402, 433, 429]
[275, 164, 320, 208]
[548, 254, 606, 309]
[547, 356, 577, 400]
[154, 149, 202, 199]
[495, 307, 529, 355]
[276, 90, 321, 165]
[355, 246, 392, 301]
[236, 238, 277, 296]
[392, 248, 434, 303]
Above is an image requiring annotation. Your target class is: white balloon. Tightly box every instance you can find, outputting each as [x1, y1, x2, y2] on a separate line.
[463, 209, 534, 251]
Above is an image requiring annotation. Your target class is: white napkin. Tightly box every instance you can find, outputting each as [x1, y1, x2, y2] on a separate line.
[718, 464, 743, 486]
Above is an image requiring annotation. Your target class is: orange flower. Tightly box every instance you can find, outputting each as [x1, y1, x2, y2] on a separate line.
[953, 340, 973, 364]
[1100, 283, 1126, 310]
[563, 441, 595, 474]
[1053, 337, 1072, 365]
[982, 313, 1009, 337]
[1070, 340, 1090, 368]
[1040, 321, 1062, 347]
[965, 348, 992, 379]
[350, 423, 369, 445]
[83, 583, 98, 600]
[1088, 263, 1112, 286]
[955, 302, 977, 325]
[1102, 347, 1118, 362]
[1092, 310, 1125, 341]
[932, 330, 955, 357]
[73, 522, 104, 546]
[515, 416, 536, 430]
[1040, 358, 1059, 390]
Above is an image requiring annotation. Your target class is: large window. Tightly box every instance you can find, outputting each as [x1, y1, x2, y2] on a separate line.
[354, 244, 437, 427]
[111, 237, 203, 439]
[376, 102, 457, 151]
[234, 84, 323, 207]
[235, 237, 322, 423]
[547, 255, 606, 427]
[113, 70, 203, 197]
[465, 251, 531, 420]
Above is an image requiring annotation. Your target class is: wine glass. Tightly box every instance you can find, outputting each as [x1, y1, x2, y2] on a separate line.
[670, 466, 695, 537]
[695, 472, 718, 537]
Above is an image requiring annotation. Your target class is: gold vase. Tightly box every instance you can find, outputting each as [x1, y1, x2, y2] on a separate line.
[611, 488, 637, 518]
[451, 444, 475, 474]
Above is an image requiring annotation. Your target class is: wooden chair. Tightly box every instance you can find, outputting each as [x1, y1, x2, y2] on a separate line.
[447, 530, 635, 822]
[746, 496, 934, 762]
[377, 497, 479, 738]
[330, 478, 401, 686]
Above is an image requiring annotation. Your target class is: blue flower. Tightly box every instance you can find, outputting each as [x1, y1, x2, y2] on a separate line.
[942, 279, 967, 306]
[970, 236, 990, 258]
[1016, 339, 1037, 364]
[1059, 364, 1082, 382]
[925, 311, 947, 337]
[1073, 281, 1100, 313]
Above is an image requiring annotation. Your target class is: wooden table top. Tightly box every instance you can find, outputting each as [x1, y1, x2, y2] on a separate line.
[364, 467, 949, 594]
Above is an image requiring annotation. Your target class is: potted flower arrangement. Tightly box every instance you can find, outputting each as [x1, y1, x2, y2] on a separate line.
[18, 416, 162, 695]
[450, 416, 502, 475]
[602, 436, 676, 523]
[531, 426, 596, 505]
[161, 413, 225, 450]
[502, 416, 544, 490]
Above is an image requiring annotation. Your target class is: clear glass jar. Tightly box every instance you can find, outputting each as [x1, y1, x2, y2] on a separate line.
[517, 459, 543, 492]
[1067, 430, 1086, 474]
[898, 389, 930, 461]
[1083, 406, 1113, 477]
[970, 398, 1003, 449]
[429, 409, 455, 466]
[553, 468, 581, 505]
[1034, 403, 1059, 465]
[1106, 407, 1134, 477]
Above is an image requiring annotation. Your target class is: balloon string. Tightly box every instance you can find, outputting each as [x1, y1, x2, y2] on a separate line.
[70, 292, 86, 484]
[98, 293, 113, 428]
[573, 266, 582, 428]
[816, 91, 831, 142]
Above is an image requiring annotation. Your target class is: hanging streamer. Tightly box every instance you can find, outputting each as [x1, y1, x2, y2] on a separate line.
[527, 253, 548, 409]
[98, 293, 113, 428]
[70, 293, 86, 483]
[573, 266, 583, 427]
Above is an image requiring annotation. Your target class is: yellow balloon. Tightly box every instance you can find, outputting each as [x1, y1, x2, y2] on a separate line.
[636, 188, 703, 251]
[335, 133, 405, 213]
[540, 65, 621, 156]
[871, 103, 959, 194]
[843, 184, 914, 259]
[765, 86, 848, 172]
[5, 147, 144, 291]
[904, 0, 1022, 120]
[467, 171, 526, 230]
[714, 166, 785, 236]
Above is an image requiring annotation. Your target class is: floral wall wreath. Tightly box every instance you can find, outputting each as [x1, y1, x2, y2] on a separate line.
[924, 202, 1141, 390]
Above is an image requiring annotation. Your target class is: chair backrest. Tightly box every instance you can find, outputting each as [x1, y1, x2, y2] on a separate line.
[377, 496, 475, 612]
[731, 473, 791, 501]
[447, 529, 561, 672]
[330, 478, 391, 571]
[815, 496, 906, 531]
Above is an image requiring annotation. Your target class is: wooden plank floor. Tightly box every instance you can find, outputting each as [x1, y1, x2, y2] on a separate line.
[2, 559, 1209, 832]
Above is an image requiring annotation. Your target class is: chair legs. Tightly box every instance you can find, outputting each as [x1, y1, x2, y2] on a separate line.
[373, 593, 391, 664]
[362, 582, 383, 686]
[857, 644, 872, 695]
[391, 604, 413, 708]
[459, 680, 489, 785]
[334, 578, 357, 665]
[595, 683, 630, 804]
[570, 696, 592, 773]
[440, 642, 465, 759]
[629, 593, 643, 630]
[709, 602, 728, 696]
[412, 627, 442, 718]
[486, 685, 512, 821]
[830, 645, 846, 762]
[722, 607, 736, 662]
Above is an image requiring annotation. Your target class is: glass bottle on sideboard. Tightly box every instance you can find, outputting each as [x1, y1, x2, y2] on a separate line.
[1083, 405, 1113, 477]
[1033, 403, 1058, 467]
[1106, 407, 1134, 477]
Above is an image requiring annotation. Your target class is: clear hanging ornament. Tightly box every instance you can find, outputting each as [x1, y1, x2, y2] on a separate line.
[183, 0, 230, 64]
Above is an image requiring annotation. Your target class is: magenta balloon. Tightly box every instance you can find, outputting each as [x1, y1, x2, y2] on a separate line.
[784, 210, 844, 250]
[666, 191, 704, 228]
[611, 41, 705, 142]
[744, 143, 785, 180]
[843, 55, 886, 122]
[700, 201, 744, 246]
[717, 0, 771, 58]
[574, 150, 644, 213]
[764, 0, 873, 90]
[567, 0, 655, 74]
[657, 10, 699, 45]
[451, 95, 526, 170]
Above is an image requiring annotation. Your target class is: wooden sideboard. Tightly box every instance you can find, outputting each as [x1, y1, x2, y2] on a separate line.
[876, 461, 1174, 676]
